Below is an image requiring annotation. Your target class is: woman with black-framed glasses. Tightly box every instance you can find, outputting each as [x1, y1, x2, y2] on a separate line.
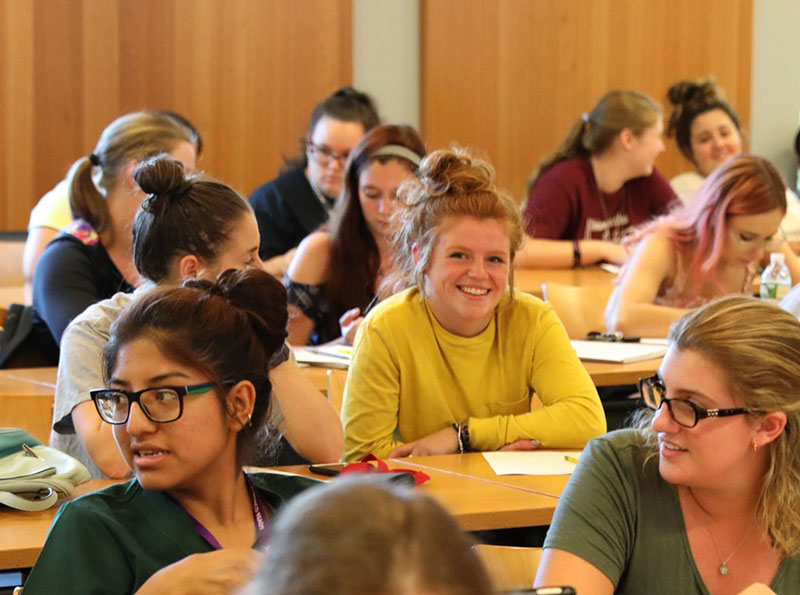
[24, 269, 320, 594]
[536, 297, 800, 594]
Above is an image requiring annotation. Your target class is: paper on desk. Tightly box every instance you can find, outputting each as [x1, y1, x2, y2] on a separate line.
[571, 340, 667, 363]
[293, 347, 349, 369]
[482, 451, 582, 475]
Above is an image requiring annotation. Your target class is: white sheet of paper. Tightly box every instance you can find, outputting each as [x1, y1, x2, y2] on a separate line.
[293, 347, 349, 369]
[570, 340, 667, 363]
[482, 450, 582, 475]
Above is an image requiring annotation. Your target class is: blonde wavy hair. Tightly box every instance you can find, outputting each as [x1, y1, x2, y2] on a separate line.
[385, 147, 524, 297]
[634, 296, 800, 557]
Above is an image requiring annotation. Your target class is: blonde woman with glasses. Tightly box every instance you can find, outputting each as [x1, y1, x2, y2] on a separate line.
[536, 296, 800, 594]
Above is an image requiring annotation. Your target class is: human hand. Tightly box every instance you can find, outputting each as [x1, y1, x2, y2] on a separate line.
[388, 426, 459, 458]
[498, 438, 541, 451]
[602, 241, 629, 265]
[136, 548, 263, 595]
[339, 307, 364, 345]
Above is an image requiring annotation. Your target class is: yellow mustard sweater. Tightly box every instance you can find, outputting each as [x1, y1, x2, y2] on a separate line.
[341, 287, 606, 461]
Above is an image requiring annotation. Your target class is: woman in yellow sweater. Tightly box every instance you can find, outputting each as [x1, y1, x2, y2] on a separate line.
[341, 148, 606, 461]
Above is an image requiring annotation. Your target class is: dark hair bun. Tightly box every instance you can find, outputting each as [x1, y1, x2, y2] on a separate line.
[133, 155, 192, 213]
[667, 78, 723, 108]
[184, 268, 288, 358]
[412, 148, 494, 203]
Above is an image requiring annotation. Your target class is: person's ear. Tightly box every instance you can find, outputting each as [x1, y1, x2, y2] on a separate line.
[178, 254, 201, 281]
[122, 160, 140, 191]
[412, 242, 420, 267]
[619, 128, 636, 151]
[753, 411, 787, 450]
[225, 381, 257, 432]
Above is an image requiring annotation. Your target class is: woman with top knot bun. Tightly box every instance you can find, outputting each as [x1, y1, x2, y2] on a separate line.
[341, 147, 606, 462]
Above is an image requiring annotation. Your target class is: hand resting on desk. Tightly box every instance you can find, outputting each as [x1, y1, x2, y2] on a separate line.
[388, 426, 541, 458]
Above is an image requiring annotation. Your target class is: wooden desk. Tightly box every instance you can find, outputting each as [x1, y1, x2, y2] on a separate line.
[0, 368, 57, 444]
[0, 285, 26, 308]
[515, 267, 615, 297]
[0, 479, 116, 571]
[274, 463, 559, 531]
[389, 452, 572, 499]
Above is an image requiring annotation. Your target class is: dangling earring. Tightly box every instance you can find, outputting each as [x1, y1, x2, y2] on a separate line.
[752, 440, 759, 453]
[247, 413, 253, 428]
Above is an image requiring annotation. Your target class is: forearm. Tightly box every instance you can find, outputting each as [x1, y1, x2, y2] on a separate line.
[515, 238, 623, 269]
[72, 401, 131, 478]
[469, 392, 606, 451]
[606, 302, 688, 337]
[270, 361, 343, 463]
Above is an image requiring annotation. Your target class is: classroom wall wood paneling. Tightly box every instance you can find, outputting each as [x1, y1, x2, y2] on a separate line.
[0, 0, 352, 231]
[422, 0, 753, 202]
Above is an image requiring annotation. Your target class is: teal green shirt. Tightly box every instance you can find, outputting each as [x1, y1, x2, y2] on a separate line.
[544, 430, 800, 594]
[23, 473, 321, 594]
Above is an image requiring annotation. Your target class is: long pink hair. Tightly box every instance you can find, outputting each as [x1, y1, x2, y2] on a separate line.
[625, 155, 786, 298]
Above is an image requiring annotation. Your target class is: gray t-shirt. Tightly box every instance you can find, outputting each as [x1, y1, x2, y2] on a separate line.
[51, 290, 290, 478]
[544, 429, 800, 594]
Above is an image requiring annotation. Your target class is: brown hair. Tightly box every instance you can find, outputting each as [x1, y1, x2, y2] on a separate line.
[283, 87, 381, 171]
[68, 110, 197, 240]
[389, 147, 523, 295]
[131, 156, 251, 283]
[104, 268, 288, 464]
[633, 296, 800, 556]
[528, 89, 662, 192]
[323, 124, 426, 339]
[243, 478, 495, 595]
[666, 78, 741, 163]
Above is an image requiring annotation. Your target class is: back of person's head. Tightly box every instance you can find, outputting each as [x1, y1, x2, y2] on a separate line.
[529, 89, 662, 190]
[151, 109, 203, 157]
[636, 296, 800, 557]
[68, 110, 198, 235]
[666, 78, 741, 162]
[391, 147, 523, 293]
[324, 124, 426, 329]
[104, 268, 288, 463]
[131, 156, 252, 284]
[243, 478, 495, 595]
[627, 154, 785, 298]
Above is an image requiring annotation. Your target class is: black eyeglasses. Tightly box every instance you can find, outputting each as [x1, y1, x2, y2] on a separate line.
[90, 382, 231, 425]
[638, 374, 754, 429]
[305, 141, 350, 166]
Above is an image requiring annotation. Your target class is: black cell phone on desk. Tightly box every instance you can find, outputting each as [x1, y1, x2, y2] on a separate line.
[307, 463, 348, 477]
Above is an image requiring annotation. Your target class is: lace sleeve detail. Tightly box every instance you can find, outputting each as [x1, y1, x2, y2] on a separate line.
[284, 277, 330, 336]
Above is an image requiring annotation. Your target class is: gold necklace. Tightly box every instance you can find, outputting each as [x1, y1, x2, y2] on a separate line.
[690, 489, 756, 576]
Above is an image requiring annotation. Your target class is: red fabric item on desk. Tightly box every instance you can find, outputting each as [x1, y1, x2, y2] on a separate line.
[340, 454, 431, 487]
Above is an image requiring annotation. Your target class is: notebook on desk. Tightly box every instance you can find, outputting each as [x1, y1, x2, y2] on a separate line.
[293, 346, 351, 369]
[570, 339, 667, 364]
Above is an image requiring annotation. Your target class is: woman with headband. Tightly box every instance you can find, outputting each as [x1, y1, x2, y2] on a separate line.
[519, 90, 677, 269]
[284, 124, 426, 345]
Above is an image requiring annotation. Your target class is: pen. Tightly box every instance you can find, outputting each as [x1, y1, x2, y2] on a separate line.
[564, 455, 580, 464]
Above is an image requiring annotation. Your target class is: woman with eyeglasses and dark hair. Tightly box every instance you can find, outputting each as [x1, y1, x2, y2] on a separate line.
[249, 87, 380, 276]
[285, 123, 426, 345]
[24, 268, 320, 594]
[605, 154, 800, 338]
[536, 297, 800, 594]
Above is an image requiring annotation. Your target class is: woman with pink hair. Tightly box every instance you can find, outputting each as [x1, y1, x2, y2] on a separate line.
[605, 155, 800, 337]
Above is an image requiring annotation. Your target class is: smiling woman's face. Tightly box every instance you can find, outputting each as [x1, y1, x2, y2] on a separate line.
[419, 215, 511, 338]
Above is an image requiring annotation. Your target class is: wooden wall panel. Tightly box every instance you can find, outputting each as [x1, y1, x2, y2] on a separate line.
[0, 0, 352, 231]
[422, 0, 753, 202]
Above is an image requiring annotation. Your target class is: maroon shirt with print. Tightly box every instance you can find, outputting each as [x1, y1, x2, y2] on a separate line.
[524, 156, 677, 241]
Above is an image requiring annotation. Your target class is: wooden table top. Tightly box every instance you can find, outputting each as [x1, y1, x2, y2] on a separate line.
[277, 462, 559, 531]
[0, 285, 26, 309]
[389, 452, 572, 499]
[0, 461, 559, 571]
[0, 479, 116, 571]
[514, 266, 616, 297]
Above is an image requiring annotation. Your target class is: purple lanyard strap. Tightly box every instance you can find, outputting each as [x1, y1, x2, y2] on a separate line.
[186, 478, 270, 550]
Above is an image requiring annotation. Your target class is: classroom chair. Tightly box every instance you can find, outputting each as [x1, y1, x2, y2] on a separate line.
[541, 282, 614, 339]
[326, 368, 346, 414]
[473, 544, 543, 592]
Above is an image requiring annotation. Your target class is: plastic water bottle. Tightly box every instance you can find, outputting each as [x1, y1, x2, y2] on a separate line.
[760, 253, 792, 301]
